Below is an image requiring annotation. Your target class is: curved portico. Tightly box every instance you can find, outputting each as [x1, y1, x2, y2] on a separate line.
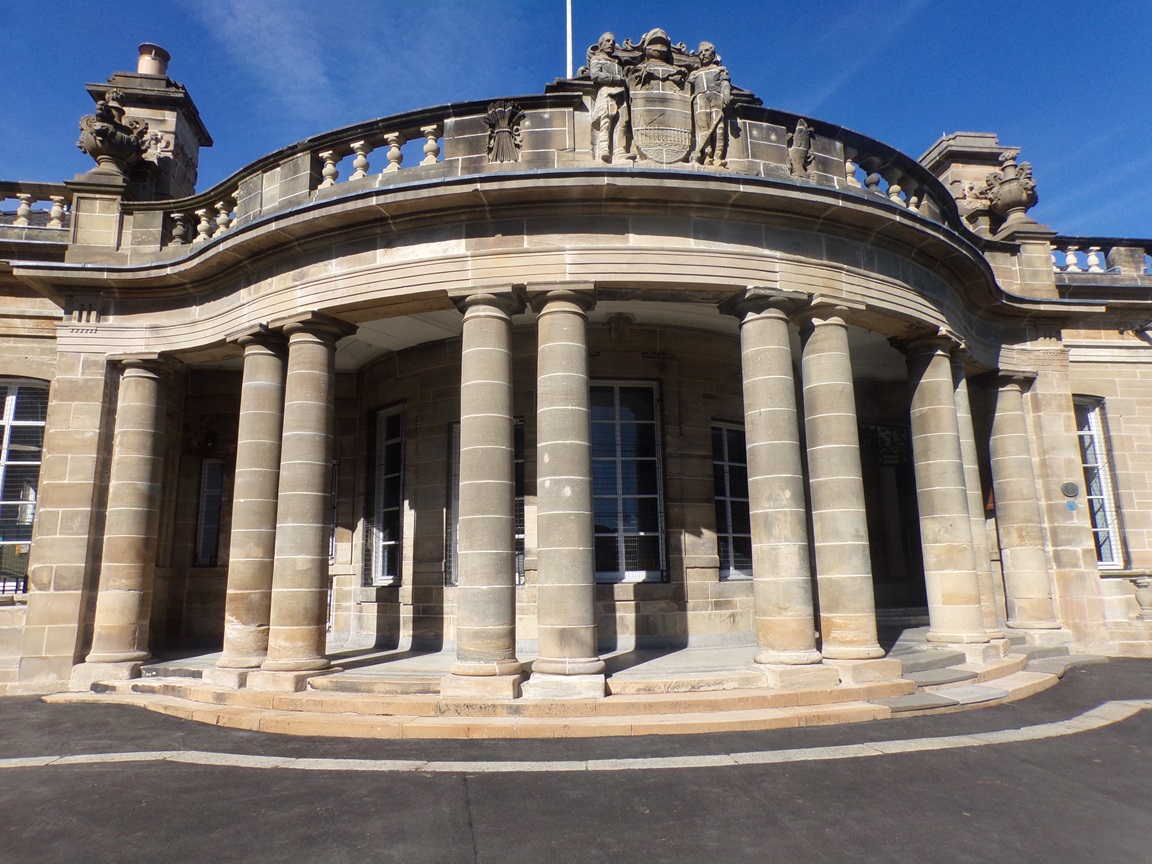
[15, 33, 1136, 710]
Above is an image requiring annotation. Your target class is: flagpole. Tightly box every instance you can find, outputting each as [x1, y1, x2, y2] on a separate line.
[566, 0, 573, 78]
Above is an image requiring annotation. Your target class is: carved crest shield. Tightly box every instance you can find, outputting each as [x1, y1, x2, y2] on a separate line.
[630, 89, 693, 165]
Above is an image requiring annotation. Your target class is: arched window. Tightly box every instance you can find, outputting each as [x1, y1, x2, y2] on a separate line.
[0, 380, 48, 593]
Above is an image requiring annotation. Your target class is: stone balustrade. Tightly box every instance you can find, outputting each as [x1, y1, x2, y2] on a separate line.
[0, 182, 71, 232]
[1051, 237, 1152, 277]
[98, 94, 958, 256]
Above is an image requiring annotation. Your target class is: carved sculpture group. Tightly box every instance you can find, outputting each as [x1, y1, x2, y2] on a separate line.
[584, 28, 733, 167]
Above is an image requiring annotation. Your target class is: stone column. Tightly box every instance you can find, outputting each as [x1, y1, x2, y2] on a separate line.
[989, 374, 1061, 630]
[71, 357, 170, 687]
[205, 330, 287, 687]
[797, 306, 883, 661]
[524, 285, 605, 698]
[722, 290, 827, 677]
[903, 335, 989, 645]
[251, 313, 354, 690]
[442, 289, 525, 698]
[951, 354, 1004, 638]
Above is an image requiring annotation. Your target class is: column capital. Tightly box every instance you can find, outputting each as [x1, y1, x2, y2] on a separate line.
[995, 370, 1037, 391]
[110, 353, 181, 377]
[719, 286, 809, 320]
[226, 323, 288, 351]
[891, 328, 963, 358]
[791, 295, 866, 331]
[527, 282, 596, 314]
[268, 311, 356, 342]
[449, 285, 527, 317]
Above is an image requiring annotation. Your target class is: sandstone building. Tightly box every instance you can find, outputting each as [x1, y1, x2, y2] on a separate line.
[1, 36, 1150, 715]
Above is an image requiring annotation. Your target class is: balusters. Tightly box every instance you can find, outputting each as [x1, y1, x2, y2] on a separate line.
[384, 133, 404, 172]
[1086, 246, 1105, 273]
[318, 150, 340, 188]
[14, 194, 33, 227]
[213, 198, 234, 237]
[844, 149, 862, 188]
[1063, 245, 1082, 272]
[349, 141, 372, 180]
[193, 208, 213, 244]
[169, 212, 193, 246]
[420, 124, 441, 166]
[48, 196, 66, 228]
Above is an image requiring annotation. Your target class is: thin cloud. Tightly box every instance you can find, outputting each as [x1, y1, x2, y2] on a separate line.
[180, 0, 333, 120]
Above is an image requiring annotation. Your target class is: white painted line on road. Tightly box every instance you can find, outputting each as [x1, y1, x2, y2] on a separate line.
[2, 699, 1149, 774]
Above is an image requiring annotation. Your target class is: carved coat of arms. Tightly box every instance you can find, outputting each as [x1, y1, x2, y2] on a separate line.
[580, 28, 736, 167]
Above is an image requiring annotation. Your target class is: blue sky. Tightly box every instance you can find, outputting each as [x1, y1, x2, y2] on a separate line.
[2, 0, 1149, 238]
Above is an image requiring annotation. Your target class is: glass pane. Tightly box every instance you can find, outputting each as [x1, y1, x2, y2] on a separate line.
[591, 422, 616, 457]
[713, 464, 727, 498]
[593, 497, 618, 533]
[0, 504, 33, 542]
[635, 497, 660, 532]
[590, 387, 615, 421]
[0, 388, 8, 420]
[623, 460, 657, 495]
[383, 442, 402, 469]
[1079, 434, 1098, 464]
[1095, 531, 1113, 563]
[731, 536, 753, 573]
[618, 387, 654, 422]
[592, 461, 618, 496]
[728, 465, 749, 499]
[714, 498, 729, 533]
[1083, 466, 1103, 497]
[718, 535, 731, 573]
[711, 426, 724, 461]
[13, 387, 47, 422]
[730, 498, 751, 534]
[383, 476, 402, 505]
[620, 423, 656, 458]
[6, 426, 43, 461]
[1, 465, 39, 502]
[384, 411, 402, 440]
[632, 535, 661, 571]
[594, 536, 619, 573]
[726, 429, 746, 464]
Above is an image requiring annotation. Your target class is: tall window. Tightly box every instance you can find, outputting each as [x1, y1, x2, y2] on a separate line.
[445, 420, 525, 585]
[366, 407, 404, 586]
[1074, 396, 1124, 568]
[591, 383, 664, 582]
[0, 381, 47, 594]
[712, 425, 752, 579]
[193, 458, 225, 567]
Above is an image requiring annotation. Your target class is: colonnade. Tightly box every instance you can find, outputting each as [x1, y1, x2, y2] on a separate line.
[70, 284, 1064, 695]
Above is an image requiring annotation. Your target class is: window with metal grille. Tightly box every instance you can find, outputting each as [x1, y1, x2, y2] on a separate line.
[193, 458, 225, 567]
[366, 406, 404, 586]
[591, 383, 664, 583]
[445, 420, 525, 585]
[1074, 396, 1124, 568]
[712, 425, 752, 579]
[0, 381, 47, 594]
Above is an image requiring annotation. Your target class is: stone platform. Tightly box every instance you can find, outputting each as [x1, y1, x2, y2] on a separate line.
[43, 630, 1098, 739]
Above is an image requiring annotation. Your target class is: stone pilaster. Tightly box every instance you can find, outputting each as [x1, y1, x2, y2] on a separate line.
[990, 374, 1062, 630]
[797, 305, 883, 660]
[903, 335, 988, 645]
[252, 313, 354, 690]
[207, 329, 287, 685]
[442, 288, 525, 698]
[71, 356, 171, 687]
[952, 354, 1004, 637]
[724, 290, 822, 668]
[523, 285, 605, 698]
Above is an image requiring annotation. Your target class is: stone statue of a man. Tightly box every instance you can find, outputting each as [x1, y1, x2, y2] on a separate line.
[588, 32, 631, 163]
[687, 42, 732, 167]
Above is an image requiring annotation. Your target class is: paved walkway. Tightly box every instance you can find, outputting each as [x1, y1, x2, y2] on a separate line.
[2, 659, 1150, 862]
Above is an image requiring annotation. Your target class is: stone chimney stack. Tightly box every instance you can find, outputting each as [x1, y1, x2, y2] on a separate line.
[82, 43, 213, 200]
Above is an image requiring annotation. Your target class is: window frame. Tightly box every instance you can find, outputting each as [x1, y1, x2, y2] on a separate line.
[1073, 396, 1125, 570]
[0, 379, 48, 595]
[711, 423, 753, 581]
[365, 405, 405, 587]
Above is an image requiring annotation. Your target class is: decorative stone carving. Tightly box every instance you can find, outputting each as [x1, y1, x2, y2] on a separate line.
[687, 42, 731, 167]
[788, 118, 813, 177]
[984, 150, 1038, 224]
[484, 101, 524, 163]
[579, 29, 739, 168]
[76, 90, 149, 178]
[587, 32, 632, 163]
[1133, 577, 1152, 620]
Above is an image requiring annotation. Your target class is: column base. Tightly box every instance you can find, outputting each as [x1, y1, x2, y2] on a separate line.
[819, 643, 886, 660]
[450, 658, 523, 678]
[69, 661, 142, 692]
[530, 656, 606, 676]
[246, 667, 341, 693]
[521, 672, 606, 700]
[440, 672, 524, 700]
[1007, 618, 1063, 632]
[758, 663, 841, 689]
[201, 666, 255, 689]
[823, 658, 903, 684]
[927, 638, 1011, 664]
[754, 648, 823, 666]
[214, 653, 268, 670]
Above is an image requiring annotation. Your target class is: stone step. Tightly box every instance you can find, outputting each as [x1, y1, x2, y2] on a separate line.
[1017, 644, 1072, 661]
[1025, 654, 1108, 677]
[890, 649, 968, 675]
[904, 667, 979, 687]
[872, 670, 1058, 714]
[308, 674, 442, 696]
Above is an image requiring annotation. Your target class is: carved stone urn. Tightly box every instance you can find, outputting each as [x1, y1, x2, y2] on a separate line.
[985, 150, 1038, 225]
[1133, 577, 1152, 620]
[76, 90, 149, 178]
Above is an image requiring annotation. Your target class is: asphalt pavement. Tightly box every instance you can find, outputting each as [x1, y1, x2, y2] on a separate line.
[2, 659, 1150, 863]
